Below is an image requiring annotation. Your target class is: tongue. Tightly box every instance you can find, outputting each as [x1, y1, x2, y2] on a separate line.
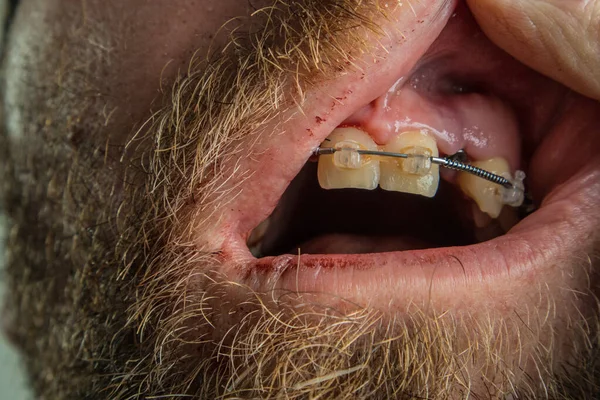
[298, 233, 431, 255]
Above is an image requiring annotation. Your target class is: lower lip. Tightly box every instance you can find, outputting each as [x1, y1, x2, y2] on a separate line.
[229, 203, 564, 309]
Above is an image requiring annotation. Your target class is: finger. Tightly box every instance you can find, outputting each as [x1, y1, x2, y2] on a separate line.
[467, 0, 600, 100]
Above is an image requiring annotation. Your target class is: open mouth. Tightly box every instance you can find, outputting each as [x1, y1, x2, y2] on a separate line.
[208, 1, 599, 307]
[250, 171, 526, 257]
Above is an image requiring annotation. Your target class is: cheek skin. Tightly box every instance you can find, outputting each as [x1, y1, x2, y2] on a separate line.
[10, 0, 268, 138]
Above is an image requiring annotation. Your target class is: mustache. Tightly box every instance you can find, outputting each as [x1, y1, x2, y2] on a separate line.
[119, 1, 392, 316]
[117, 3, 391, 394]
[126, 0, 386, 222]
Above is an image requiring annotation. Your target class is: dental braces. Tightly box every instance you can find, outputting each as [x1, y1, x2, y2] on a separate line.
[313, 143, 526, 208]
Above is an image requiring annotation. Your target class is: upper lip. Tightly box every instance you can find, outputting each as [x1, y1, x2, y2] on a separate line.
[204, 1, 461, 248]
[192, 1, 600, 306]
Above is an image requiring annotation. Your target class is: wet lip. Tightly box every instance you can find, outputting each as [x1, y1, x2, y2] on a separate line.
[203, 1, 600, 306]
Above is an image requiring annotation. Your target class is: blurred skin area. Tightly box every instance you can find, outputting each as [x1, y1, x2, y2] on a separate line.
[1, 0, 600, 399]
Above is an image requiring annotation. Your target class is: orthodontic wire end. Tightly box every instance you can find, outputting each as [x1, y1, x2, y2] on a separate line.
[314, 147, 336, 156]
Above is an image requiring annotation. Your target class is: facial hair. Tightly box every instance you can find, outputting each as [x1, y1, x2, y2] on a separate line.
[1, 0, 599, 398]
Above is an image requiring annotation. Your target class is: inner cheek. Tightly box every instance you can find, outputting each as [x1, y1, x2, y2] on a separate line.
[529, 96, 600, 199]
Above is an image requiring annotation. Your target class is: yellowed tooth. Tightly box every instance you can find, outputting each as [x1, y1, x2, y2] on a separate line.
[317, 127, 380, 190]
[379, 130, 440, 198]
[457, 157, 511, 219]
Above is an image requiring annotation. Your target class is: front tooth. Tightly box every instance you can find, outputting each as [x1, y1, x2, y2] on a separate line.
[457, 157, 511, 219]
[379, 130, 440, 198]
[317, 127, 380, 190]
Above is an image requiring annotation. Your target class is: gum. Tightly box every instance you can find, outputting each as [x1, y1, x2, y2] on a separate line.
[341, 88, 522, 172]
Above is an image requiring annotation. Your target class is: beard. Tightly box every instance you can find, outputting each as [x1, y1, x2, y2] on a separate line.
[1, 0, 600, 398]
[111, 270, 599, 399]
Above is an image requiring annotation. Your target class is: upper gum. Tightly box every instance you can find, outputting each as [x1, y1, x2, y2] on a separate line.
[331, 126, 439, 153]
[340, 87, 521, 170]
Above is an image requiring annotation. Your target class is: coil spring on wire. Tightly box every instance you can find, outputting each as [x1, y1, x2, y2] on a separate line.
[440, 158, 511, 188]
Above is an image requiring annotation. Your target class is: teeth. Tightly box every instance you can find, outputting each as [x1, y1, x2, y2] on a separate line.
[379, 130, 440, 198]
[457, 157, 511, 219]
[317, 127, 380, 190]
[316, 128, 523, 211]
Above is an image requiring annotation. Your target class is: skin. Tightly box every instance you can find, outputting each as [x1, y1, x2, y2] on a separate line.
[468, 0, 600, 100]
[1, 0, 599, 398]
